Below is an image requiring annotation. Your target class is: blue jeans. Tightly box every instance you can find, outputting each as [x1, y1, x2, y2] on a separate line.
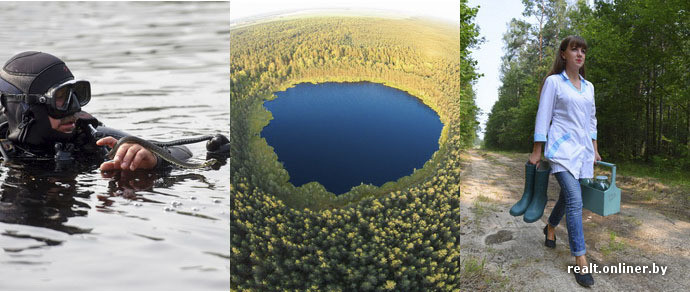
[548, 171, 586, 256]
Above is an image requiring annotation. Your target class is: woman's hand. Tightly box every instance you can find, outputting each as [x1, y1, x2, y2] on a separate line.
[529, 142, 544, 167]
[528, 151, 541, 167]
[97, 137, 158, 171]
[593, 139, 601, 165]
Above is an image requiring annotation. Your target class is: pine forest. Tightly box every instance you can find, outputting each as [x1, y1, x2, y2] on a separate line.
[231, 16, 475, 290]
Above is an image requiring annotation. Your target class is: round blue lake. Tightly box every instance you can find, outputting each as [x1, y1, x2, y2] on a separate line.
[261, 82, 443, 194]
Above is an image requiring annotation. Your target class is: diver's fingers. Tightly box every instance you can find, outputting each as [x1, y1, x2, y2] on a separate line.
[130, 148, 157, 170]
[130, 149, 146, 170]
[120, 143, 142, 169]
[112, 142, 131, 163]
[99, 160, 119, 171]
[96, 136, 118, 148]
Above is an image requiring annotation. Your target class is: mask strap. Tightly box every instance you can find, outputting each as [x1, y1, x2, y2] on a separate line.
[0, 93, 44, 105]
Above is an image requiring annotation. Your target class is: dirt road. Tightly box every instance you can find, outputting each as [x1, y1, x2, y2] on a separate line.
[459, 149, 690, 291]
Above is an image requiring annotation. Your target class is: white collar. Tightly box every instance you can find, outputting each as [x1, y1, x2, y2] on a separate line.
[559, 70, 585, 83]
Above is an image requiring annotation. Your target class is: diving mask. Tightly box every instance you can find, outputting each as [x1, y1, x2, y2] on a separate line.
[2, 79, 91, 118]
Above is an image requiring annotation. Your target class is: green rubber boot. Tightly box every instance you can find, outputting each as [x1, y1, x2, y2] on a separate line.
[524, 161, 551, 223]
[509, 162, 537, 216]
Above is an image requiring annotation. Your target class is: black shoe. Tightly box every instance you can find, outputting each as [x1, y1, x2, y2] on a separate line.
[574, 272, 594, 287]
[543, 225, 556, 248]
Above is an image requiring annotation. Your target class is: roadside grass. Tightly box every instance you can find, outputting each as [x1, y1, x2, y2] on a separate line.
[481, 152, 499, 165]
[612, 162, 690, 221]
[473, 200, 487, 217]
[622, 214, 642, 226]
[600, 231, 626, 257]
[477, 194, 497, 204]
[486, 150, 526, 161]
[616, 161, 690, 188]
[473, 195, 501, 225]
[459, 256, 511, 291]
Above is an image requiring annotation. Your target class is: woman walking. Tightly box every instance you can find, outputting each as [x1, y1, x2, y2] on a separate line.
[529, 35, 601, 287]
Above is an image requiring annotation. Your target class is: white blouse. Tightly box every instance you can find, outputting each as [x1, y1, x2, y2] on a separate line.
[534, 70, 597, 179]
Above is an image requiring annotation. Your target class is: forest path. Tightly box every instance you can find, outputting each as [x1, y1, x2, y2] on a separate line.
[458, 149, 689, 291]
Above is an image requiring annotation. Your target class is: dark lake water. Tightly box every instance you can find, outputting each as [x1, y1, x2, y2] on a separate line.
[261, 82, 443, 194]
[0, 2, 229, 290]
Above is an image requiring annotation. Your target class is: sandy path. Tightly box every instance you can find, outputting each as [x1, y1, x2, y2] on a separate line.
[459, 149, 690, 291]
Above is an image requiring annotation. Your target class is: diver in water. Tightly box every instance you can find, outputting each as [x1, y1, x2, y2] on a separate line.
[0, 51, 225, 170]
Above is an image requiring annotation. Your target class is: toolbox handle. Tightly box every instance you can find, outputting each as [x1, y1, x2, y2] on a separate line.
[595, 161, 616, 186]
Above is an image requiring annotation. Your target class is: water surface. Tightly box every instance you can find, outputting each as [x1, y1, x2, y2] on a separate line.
[0, 2, 229, 290]
[261, 82, 442, 194]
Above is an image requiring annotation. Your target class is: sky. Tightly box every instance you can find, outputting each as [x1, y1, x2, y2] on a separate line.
[230, 0, 460, 24]
[467, 0, 526, 139]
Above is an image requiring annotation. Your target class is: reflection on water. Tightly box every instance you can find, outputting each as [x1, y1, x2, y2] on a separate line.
[0, 163, 95, 235]
[0, 2, 229, 290]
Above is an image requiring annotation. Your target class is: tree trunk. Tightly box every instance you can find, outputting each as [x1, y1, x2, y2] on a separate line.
[650, 69, 657, 156]
[657, 75, 663, 155]
[538, 0, 544, 62]
[687, 105, 690, 153]
[644, 78, 650, 162]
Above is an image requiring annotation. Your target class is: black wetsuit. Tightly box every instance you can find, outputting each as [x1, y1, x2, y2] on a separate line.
[0, 112, 192, 170]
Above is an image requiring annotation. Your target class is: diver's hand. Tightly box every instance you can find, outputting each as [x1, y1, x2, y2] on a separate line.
[97, 137, 158, 171]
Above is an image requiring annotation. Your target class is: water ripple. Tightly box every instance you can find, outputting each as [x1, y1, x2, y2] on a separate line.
[0, 2, 229, 290]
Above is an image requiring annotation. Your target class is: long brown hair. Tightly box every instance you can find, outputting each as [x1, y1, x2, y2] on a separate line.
[538, 35, 588, 99]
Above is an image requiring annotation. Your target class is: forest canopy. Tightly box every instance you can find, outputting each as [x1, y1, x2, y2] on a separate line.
[231, 16, 469, 290]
